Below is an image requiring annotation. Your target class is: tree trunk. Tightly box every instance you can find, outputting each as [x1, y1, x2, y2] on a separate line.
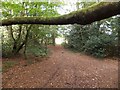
[24, 25, 32, 58]
[118, 18, 120, 58]
[12, 41, 18, 54]
[1, 2, 120, 26]
[52, 33, 55, 46]
[11, 25, 32, 55]
[8, 26, 17, 55]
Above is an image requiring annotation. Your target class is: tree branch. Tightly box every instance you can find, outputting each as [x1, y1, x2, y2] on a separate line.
[1, 2, 120, 26]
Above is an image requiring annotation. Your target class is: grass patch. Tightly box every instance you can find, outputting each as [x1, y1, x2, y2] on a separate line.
[2, 61, 17, 72]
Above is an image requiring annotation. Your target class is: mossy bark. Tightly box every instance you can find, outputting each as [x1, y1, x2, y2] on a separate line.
[1, 2, 120, 26]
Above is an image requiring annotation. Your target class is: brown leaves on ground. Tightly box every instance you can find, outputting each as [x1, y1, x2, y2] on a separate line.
[2, 46, 118, 88]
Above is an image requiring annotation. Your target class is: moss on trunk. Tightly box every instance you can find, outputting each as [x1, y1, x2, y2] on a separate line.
[1, 2, 120, 26]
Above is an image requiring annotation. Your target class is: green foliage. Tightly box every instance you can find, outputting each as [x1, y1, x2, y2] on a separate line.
[2, 2, 60, 18]
[2, 1, 61, 57]
[2, 43, 13, 57]
[26, 25, 59, 56]
[65, 16, 119, 58]
[83, 36, 105, 57]
[26, 43, 48, 57]
[2, 29, 13, 57]
[60, 2, 119, 58]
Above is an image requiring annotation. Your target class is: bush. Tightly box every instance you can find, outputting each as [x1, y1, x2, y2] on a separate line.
[26, 42, 48, 57]
[2, 42, 13, 58]
[83, 36, 106, 58]
[83, 34, 116, 58]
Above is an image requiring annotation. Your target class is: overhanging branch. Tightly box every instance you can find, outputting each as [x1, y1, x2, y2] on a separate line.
[1, 2, 120, 26]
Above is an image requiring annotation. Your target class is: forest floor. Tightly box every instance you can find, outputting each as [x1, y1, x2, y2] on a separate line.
[2, 45, 118, 88]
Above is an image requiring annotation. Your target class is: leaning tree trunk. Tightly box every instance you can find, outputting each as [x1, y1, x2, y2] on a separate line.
[1, 2, 120, 26]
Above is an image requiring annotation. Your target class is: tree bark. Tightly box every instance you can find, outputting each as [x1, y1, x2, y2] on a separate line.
[1, 2, 120, 26]
[52, 33, 56, 46]
[16, 25, 32, 54]
[8, 26, 18, 54]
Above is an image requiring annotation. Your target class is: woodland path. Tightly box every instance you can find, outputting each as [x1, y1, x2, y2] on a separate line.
[2, 45, 118, 88]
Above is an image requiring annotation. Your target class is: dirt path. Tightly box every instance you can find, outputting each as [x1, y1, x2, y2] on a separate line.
[2, 46, 118, 88]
